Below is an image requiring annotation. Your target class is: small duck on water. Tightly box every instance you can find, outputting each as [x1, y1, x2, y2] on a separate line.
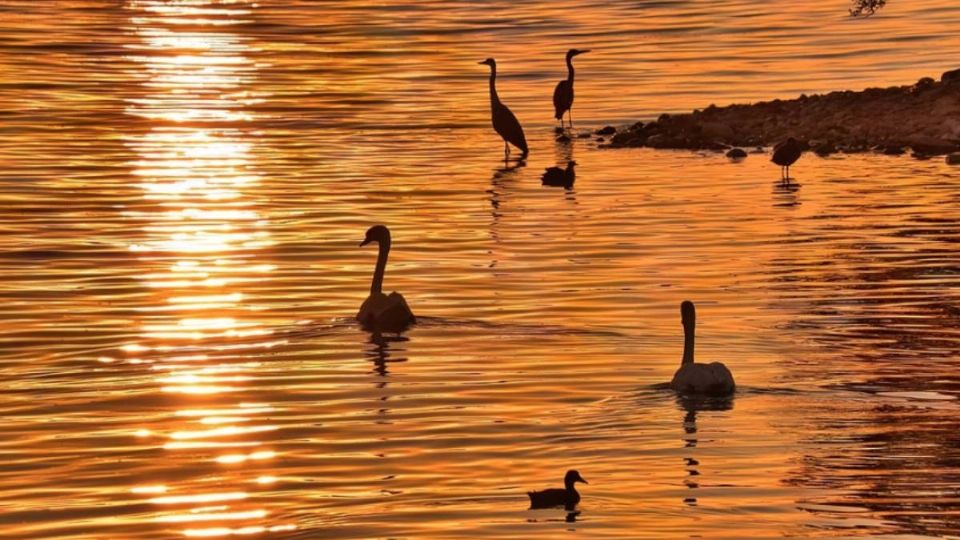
[528, 470, 588, 510]
[541, 160, 576, 188]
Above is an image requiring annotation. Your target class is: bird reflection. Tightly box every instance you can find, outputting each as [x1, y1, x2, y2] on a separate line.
[488, 160, 525, 268]
[676, 393, 734, 507]
[772, 178, 801, 207]
[363, 332, 408, 380]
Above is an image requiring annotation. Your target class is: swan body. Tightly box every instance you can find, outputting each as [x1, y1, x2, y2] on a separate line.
[553, 49, 589, 128]
[479, 58, 528, 159]
[772, 137, 803, 181]
[669, 301, 735, 396]
[541, 160, 576, 188]
[357, 225, 415, 333]
[528, 470, 587, 510]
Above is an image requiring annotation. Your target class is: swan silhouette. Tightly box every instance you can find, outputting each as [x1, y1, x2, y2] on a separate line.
[553, 48, 590, 129]
[479, 58, 529, 160]
[356, 225, 415, 333]
[669, 301, 735, 396]
[528, 470, 588, 510]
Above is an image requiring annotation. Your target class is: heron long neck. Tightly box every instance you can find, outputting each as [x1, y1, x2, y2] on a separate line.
[682, 322, 695, 365]
[488, 66, 500, 105]
[566, 55, 575, 82]
[370, 238, 390, 296]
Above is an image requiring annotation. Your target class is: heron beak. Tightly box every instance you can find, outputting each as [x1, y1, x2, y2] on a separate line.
[478, 60, 486, 65]
[578, 49, 591, 55]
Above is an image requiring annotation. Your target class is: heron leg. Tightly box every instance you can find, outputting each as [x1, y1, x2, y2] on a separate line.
[568, 109, 574, 129]
[504, 142, 510, 160]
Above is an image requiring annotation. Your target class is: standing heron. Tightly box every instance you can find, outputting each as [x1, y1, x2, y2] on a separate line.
[772, 137, 803, 182]
[479, 58, 528, 160]
[553, 48, 590, 129]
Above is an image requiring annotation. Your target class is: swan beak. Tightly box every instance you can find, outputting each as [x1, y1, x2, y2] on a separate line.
[359, 239, 371, 247]
[579, 477, 588, 484]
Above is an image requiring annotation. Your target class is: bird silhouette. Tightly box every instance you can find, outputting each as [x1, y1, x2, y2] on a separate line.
[356, 225, 415, 333]
[541, 160, 576, 188]
[553, 49, 590, 129]
[479, 58, 529, 160]
[772, 137, 803, 182]
[669, 301, 735, 396]
[528, 470, 588, 510]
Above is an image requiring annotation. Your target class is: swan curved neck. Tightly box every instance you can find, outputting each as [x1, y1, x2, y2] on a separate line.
[682, 321, 695, 365]
[370, 238, 390, 296]
[488, 66, 500, 104]
[566, 56, 575, 82]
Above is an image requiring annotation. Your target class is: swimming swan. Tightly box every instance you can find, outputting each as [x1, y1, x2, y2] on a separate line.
[357, 225, 415, 333]
[669, 301, 735, 396]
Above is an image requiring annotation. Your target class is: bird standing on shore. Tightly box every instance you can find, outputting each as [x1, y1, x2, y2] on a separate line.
[772, 137, 803, 182]
[553, 49, 590, 129]
[357, 225, 416, 333]
[528, 470, 588, 510]
[669, 301, 736, 396]
[541, 160, 576, 188]
[479, 58, 528, 160]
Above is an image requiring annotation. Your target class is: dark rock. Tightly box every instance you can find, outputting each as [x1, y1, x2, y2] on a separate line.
[942, 68, 960, 84]
[595, 125, 616, 135]
[906, 135, 957, 156]
[596, 137, 604, 142]
[726, 148, 748, 159]
[813, 141, 837, 156]
[604, 72, 960, 154]
[947, 153, 960, 165]
[882, 145, 905, 155]
[577, 133, 592, 139]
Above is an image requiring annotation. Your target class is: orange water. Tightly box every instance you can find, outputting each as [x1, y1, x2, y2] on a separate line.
[2, 1, 960, 538]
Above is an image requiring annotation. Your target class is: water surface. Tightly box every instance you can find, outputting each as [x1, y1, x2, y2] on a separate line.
[2, 1, 960, 538]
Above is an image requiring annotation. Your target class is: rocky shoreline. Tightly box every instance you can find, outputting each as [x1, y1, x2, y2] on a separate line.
[598, 68, 960, 160]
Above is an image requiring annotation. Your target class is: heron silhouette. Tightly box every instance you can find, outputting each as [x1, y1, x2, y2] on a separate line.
[553, 49, 590, 129]
[772, 137, 803, 183]
[479, 58, 528, 160]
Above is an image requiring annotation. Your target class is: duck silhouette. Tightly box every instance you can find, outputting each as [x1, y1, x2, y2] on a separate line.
[356, 225, 415, 333]
[528, 470, 588, 510]
[669, 301, 735, 396]
[541, 160, 576, 188]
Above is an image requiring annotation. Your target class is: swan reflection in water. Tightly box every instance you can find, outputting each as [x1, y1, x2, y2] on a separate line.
[676, 393, 734, 507]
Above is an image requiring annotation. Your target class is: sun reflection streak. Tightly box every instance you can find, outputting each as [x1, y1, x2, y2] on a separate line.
[122, 1, 291, 535]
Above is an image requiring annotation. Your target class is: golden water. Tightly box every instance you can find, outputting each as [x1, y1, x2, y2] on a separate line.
[2, 1, 960, 538]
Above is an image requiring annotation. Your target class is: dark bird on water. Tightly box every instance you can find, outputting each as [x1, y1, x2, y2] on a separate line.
[553, 49, 590, 129]
[541, 160, 576, 188]
[772, 137, 803, 182]
[356, 225, 416, 334]
[479, 58, 528, 160]
[669, 301, 736, 397]
[528, 470, 588, 510]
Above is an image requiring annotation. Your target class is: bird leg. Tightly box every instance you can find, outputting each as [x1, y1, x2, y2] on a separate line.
[504, 142, 510, 161]
[567, 110, 574, 129]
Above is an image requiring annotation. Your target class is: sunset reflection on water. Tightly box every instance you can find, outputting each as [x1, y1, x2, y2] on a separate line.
[2, 0, 960, 538]
[123, 1, 291, 536]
